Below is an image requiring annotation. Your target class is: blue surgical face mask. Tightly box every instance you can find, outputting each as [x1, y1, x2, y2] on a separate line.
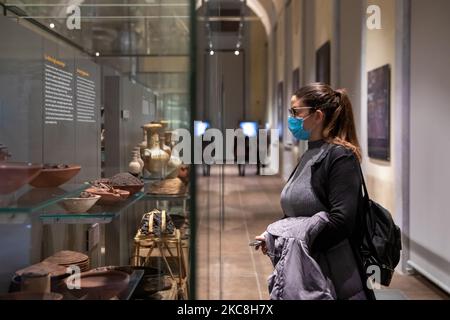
[288, 115, 312, 140]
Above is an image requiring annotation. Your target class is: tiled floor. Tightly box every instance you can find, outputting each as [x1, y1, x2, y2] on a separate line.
[196, 165, 449, 300]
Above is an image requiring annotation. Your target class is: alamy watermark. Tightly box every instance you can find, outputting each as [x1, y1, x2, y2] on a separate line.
[367, 5, 382, 30]
[66, 5, 81, 30]
[366, 265, 382, 290]
[65, 265, 81, 290]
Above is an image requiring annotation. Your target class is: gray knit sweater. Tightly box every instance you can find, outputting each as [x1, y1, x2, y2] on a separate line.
[280, 139, 329, 217]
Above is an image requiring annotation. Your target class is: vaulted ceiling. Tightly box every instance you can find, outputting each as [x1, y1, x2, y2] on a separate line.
[196, 0, 285, 36]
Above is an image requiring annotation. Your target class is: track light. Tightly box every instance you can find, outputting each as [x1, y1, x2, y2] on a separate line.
[210, 50, 215, 56]
[234, 50, 240, 56]
[49, 23, 55, 29]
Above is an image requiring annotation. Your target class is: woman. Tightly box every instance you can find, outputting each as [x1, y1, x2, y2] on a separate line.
[255, 83, 375, 300]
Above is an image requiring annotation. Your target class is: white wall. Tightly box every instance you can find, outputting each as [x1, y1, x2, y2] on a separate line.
[409, 0, 450, 293]
[315, 0, 333, 50]
[337, 0, 365, 139]
[302, 0, 316, 85]
[362, 0, 397, 216]
[292, 0, 303, 71]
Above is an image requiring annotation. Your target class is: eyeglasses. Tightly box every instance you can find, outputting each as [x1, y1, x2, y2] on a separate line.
[288, 107, 313, 118]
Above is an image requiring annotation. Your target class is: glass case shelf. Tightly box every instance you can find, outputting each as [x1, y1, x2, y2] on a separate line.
[142, 193, 190, 201]
[39, 191, 145, 224]
[0, 184, 88, 214]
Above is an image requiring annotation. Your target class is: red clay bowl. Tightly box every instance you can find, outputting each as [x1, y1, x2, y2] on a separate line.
[64, 270, 129, 300]
[29, 165, 81, 188]
[0, 162, 43, 194]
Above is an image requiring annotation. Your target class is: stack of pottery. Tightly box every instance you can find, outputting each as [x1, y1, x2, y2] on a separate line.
[43, 250, 90, 273]
[143, 123, 170, 179]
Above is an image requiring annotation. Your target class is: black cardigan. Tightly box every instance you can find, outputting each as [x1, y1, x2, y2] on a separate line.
[309, 143, 365, 253]
[286, 143, 376, 300]
[285, 143, 364, 251]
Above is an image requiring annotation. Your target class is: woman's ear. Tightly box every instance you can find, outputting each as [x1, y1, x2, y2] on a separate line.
[315, 110, 325, 123]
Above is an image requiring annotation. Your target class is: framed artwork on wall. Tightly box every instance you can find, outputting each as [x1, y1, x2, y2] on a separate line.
[277, 82, 284, 142]
[367, 64, 391, 161]
[292, 68, 300, 93]
[316, 41, 331, 84]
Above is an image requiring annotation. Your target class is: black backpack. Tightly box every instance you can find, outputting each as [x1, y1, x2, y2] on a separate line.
[358, 166, 402, 286]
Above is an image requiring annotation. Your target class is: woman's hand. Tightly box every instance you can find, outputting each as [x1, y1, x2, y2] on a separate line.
[255, 233, 268, 255]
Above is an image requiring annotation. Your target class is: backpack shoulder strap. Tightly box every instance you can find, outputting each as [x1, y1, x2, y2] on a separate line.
[287, 161, 300, 182]
[357, 164, 370, 204]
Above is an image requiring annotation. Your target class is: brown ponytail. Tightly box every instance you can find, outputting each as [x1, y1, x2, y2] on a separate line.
[293, 83, 362, 161]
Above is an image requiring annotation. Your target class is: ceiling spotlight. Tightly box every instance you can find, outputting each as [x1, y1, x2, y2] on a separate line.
[209, 50, 215, 56]
[49, 23, 55, 29]
[234, 50, 240, 56]
[95, 52, 100, 57]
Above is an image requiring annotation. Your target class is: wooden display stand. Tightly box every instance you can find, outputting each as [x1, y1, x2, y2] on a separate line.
[132, 213, 188, 299]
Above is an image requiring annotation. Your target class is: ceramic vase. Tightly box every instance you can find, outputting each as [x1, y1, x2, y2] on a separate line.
[143, 123, 170, 179]
[128, 152, 141, 176]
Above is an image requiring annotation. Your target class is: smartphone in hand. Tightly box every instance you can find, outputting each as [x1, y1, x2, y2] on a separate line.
[249, 240, 262, 247]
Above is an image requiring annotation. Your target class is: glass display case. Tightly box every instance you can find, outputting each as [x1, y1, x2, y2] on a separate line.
[0, 0, 194, 300]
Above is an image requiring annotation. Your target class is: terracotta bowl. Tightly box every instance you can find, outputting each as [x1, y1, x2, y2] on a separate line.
[0, 291, 63, 300]
[85, 187, 130, 205]
[59, 195, 101, 213]
[0, 162, 43, 195]
[111, 184, 144, 195]
[29, 165, 81, 188]
[64, 270, 129, 300]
